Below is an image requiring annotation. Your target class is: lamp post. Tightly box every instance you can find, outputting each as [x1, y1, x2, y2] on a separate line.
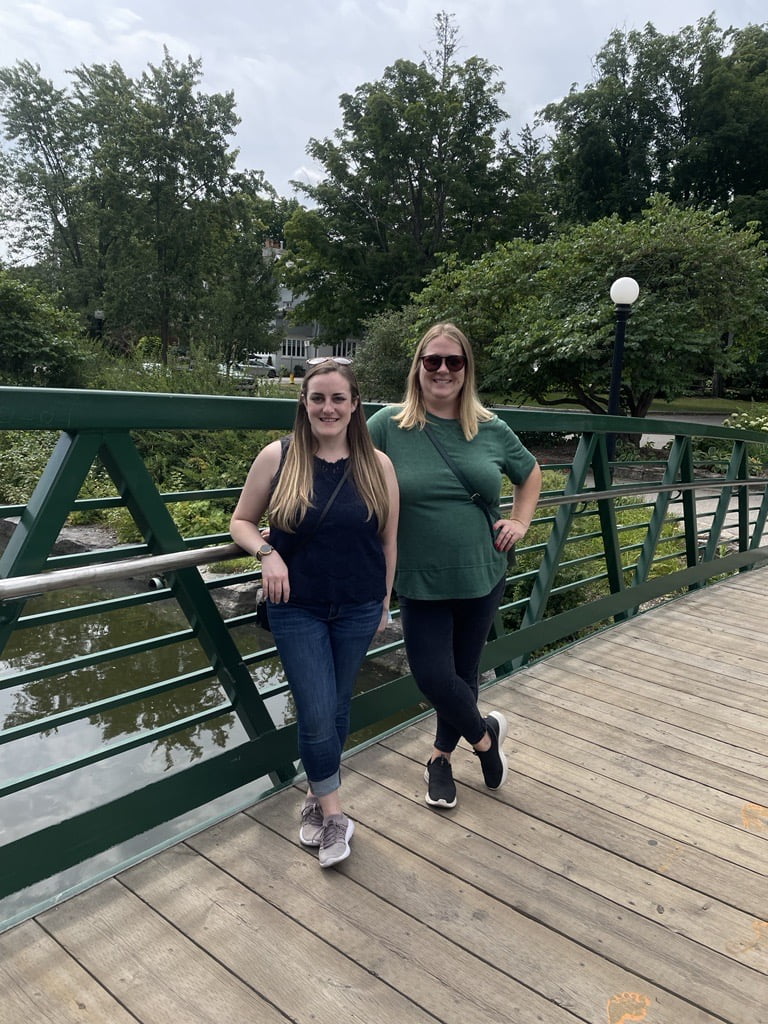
[606, 277, 639, 462]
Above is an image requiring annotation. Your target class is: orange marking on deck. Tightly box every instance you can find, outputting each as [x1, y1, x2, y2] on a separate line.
[727, 919, 768, 958]
[741, 803, 768, 832]
[607, 991, 651, 1024]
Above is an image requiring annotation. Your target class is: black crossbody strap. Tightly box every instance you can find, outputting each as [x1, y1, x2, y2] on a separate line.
[269, 436, 351, 550]
[422, 424, 496, 536]
[311, 463, 352, 535]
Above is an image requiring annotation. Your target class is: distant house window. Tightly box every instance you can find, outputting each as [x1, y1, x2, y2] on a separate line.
[333, 341, 357, 359]
[282, 339, 307, 358]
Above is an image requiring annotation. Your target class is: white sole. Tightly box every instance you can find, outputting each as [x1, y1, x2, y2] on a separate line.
[318, 818, 355, 868]
[423, 763, 458, 808]
[485, 711, 509, 789]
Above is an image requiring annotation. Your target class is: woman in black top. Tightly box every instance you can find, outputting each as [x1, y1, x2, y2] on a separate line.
[230, 359, 398, 867]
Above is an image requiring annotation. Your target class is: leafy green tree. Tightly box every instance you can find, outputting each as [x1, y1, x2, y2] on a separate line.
[282, 12, 527, 338]
[0, 60, 94, 302]
[0, 271, 87, 386]
[354, 308, 418, 403]
[415, 195, 768, 416]
[541, 17, 728, 223]
[674, 23, 768, 219]
[80, 51, 240, 360]
[0, 53, 282, 362]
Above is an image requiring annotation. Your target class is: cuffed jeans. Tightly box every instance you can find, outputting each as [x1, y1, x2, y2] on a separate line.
[398, 576, 506, 754]
[267, 598, 382, 797]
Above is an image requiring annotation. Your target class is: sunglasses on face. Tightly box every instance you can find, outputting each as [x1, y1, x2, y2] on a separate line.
[306, 356, 353, 366]
[419, 353, 467, 372]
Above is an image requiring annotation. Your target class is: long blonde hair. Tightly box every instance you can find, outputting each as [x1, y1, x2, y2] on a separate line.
[394, 322, 493, 441]
[269, 360, 389, 532]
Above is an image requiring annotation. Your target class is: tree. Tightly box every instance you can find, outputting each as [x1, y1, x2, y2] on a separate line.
[0, 60, 94, 301]
[539, 17, 768, 235]
[541, 18, 729, 224]
[0, 53, 282, 361]
[674, 23, 768, 220]
[282, 12, 526, 338]
[0, 271, 87, 386]
[353, 308, 418, 403]
[414, 195, 768, 417]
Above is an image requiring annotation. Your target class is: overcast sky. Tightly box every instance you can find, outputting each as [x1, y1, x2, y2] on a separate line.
[0, 1, 764, 199]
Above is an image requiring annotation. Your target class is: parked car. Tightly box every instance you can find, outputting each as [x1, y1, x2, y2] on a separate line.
[241, 357, 277, 378]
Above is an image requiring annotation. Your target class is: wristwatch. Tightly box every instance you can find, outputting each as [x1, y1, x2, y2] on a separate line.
[256, 542, 274, 559]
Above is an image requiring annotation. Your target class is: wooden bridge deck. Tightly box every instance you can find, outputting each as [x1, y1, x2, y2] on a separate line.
[2, 569, 768, 1024]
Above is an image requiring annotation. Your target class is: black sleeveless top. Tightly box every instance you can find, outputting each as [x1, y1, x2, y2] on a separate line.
[268, 456, 386, 606]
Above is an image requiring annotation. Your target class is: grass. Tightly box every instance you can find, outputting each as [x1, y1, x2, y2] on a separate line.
[482, 391, 767, 417]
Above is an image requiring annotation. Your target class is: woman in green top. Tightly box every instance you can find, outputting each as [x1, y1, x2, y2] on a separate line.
[368, 323, 542, 809]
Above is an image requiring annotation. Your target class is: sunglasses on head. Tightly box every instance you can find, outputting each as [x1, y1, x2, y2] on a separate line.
[419, 353, 467, 372]
[307, 356, 353, 366]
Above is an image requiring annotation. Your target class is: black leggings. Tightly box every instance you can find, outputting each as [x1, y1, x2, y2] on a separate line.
[398, 576, 506, 754]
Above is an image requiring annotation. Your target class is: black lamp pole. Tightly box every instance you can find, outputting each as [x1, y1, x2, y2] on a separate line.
[606, 278, 639, 463]
[606, 304, 631, 463]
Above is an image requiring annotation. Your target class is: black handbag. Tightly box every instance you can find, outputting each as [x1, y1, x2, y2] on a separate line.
[422, 424, 515, 566]
[255, 447, 351, 631]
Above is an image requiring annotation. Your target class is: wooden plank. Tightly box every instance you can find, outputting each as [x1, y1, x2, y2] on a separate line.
[0, 919, 136, 1024]
[658, 602, 768, 641]
[246, 771, 724, 1024]
[641, 611, 768, 660]
[590, 630, 768, 704]
[596, 625, 768, 686]
[512, 663, 768, 786]
[38, 878, 284, 1023]
[185, 809, 582, 1024]
[465, 705, 768, 875]
[526, 654, 768, 744]
[373, 731, 767, 983]
[120, 840, 447, 1024]
[561, 638, 768, 720]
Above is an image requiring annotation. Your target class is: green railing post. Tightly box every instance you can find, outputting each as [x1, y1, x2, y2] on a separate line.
[0, 431, 101, 651]
[96, 432, 286, 758]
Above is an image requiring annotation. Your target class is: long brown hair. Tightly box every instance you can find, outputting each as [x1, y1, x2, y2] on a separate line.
[269, 360, 389, 531]
[394, 322, 493, 440]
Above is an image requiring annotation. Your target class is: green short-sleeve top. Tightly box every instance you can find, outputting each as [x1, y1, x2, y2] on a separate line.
[367, 406, 537, 600]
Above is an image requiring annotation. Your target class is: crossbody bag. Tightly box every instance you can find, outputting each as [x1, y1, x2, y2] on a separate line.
[422, 424, 515, 566]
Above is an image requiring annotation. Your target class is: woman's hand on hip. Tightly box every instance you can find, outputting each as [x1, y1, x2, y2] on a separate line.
[493, 517, 528, 551]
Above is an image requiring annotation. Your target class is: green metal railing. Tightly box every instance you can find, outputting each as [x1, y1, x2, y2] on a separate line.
[1, 385, 767, 931]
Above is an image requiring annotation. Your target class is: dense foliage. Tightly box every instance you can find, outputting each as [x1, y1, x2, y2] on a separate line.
[412, 196, 768, 416]
[0, 272, 88, 386]
[280, 13, 534, 338]
[2, 12, 768, 407]
[0, 52, 289, 362]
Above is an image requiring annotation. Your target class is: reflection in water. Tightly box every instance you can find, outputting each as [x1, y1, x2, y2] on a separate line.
[1, 584, 401, 823]
[0, 586, 287, 815]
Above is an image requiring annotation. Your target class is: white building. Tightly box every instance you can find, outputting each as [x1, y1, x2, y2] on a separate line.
[263, 240, 357, 375]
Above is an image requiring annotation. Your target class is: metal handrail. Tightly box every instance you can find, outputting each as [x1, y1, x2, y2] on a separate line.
[2, 475, 765, 604]
[0, 542, 243, 602]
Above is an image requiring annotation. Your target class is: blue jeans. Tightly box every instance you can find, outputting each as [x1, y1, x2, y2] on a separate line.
[398, 576, 506, 754]
[267, 598, 383, 797]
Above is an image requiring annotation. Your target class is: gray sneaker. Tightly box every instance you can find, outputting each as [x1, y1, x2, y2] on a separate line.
[318, 813, 355, 868]
[299, 797, 324, 847]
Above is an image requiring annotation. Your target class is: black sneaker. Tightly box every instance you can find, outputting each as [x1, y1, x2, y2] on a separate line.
[424, 756, 457, 808]
[474, 711, 508, 789]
